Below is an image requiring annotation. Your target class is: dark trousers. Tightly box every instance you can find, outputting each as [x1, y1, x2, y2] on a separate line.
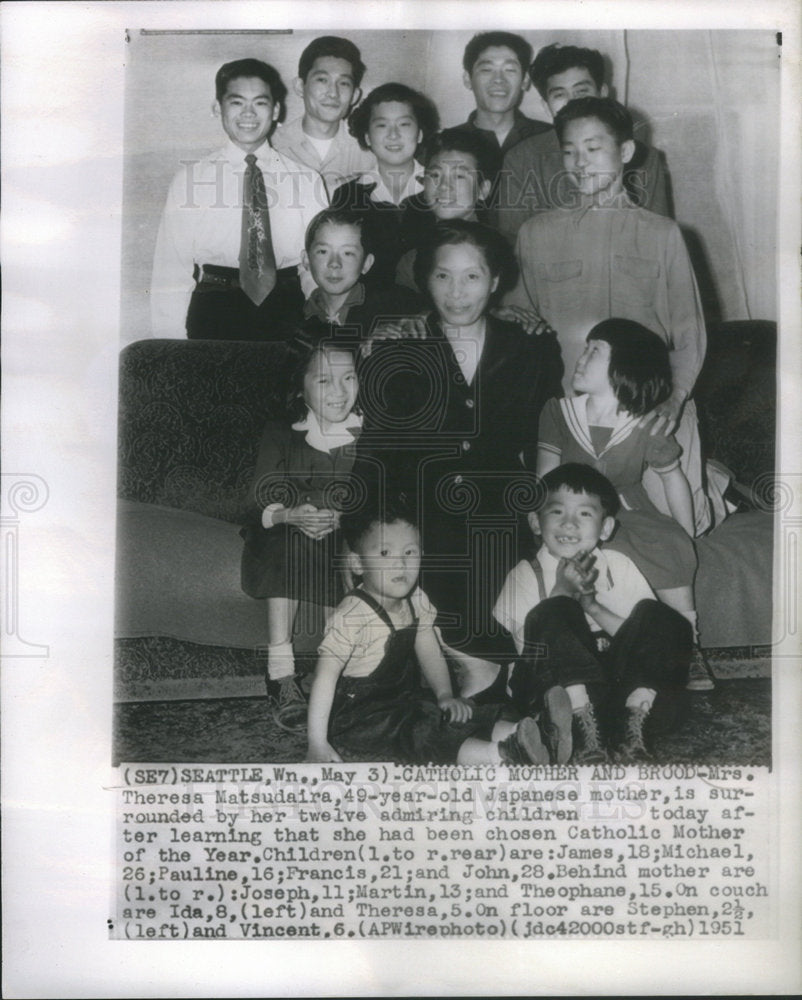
[186, 267, 303, 341]
[510, 597, 692, 733]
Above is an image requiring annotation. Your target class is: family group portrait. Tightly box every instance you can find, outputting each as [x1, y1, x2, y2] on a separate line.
[113, 26, 778, 767]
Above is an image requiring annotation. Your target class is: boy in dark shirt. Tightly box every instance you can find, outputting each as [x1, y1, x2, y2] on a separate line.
[497, 43, 671, 244]
[301, 207, 422, 336]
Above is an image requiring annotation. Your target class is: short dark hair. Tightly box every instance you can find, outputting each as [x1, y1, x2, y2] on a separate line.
[463, 32, 533, 74]
[537, 464, 620, 519]
[214, 59, 287, 118]
[413, 219, 517, 301]
[425, 128, 501, 185]
[285, 322, 360, 423]
[304, 207, 374, 256]
[585, 318, 672, 417]
[298, 35, 366, 87]
[529, 43, 605, 100]
[348, 83, 440, 151]
[554, 95, 634, 146]
[341, 495, 419, 554]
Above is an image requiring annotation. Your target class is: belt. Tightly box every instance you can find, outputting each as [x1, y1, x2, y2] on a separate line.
[193, 263, 297, 290]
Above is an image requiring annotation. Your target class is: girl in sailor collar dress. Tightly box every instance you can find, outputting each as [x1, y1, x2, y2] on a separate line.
[536, 319, 699, 642]
[241, 329, 362, 731]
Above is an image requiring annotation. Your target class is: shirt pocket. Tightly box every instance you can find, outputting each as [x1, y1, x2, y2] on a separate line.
[613, 253, 661, 310]
[537, 259, 583, 283]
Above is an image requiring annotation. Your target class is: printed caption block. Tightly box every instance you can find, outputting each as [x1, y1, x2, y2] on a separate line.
[112, 763, 773, 941]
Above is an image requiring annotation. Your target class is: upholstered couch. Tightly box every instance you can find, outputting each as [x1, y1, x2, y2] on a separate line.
[115, 322, 776, 701]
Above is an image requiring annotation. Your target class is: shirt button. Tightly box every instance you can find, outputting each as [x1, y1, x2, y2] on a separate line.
[465, 398, 474, 409]
[462, 441, 471, 452]
[454, 475, 464, 485]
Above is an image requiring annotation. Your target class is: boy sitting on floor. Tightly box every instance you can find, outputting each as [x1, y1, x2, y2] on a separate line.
[493, 463, 692, 765]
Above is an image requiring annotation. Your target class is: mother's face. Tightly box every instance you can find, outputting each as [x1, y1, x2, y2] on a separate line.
[427, 242, 499, 328]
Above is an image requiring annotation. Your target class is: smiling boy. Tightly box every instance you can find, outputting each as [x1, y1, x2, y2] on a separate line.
[272, 36, 376, 198]
[493, 464, 692, 765]
[497, 43, 671, 243]
[451, 32, 550, 156]
[151, 59, 324, 340]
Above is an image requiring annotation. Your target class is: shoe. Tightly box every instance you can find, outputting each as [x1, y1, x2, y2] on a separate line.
[571, 703, 608, 765]
[266, 675, 307, 732]
[615, 703, 652, 765]
[686, 646, 715, 691]
[541, 686, 573, 764]
[498, 717, 550, 765]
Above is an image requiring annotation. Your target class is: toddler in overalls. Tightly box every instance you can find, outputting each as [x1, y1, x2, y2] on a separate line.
[305, 500, 547, 765]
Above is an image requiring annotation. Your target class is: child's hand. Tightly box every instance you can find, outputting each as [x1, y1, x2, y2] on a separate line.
[286, 504, 337, 539]
[361, 316, 428, 357]
[438, 696, 474, 724]
[554, 551, 598, 597]
[305, 741, 343, 763]
[490, 304, 556, 337]
[578, 588, 598, 614]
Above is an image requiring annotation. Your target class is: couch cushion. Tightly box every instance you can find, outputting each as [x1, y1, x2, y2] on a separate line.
[118, 339, 288, 522]
[115, 500, 325, 650]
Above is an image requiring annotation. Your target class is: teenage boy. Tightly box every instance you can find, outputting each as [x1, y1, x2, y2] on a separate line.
[151, 59, 325, 340]
[450, 32, 550, 157]
[497, 43, 671, 244]
[272, 36, 376, 198]
[506, 96, 713, 536]
[301, 207, 422, 333]
[493, 464, 692, 764]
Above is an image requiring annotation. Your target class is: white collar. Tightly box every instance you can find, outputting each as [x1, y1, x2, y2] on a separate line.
[291, 408, 362, 452]
[536, 544, 613, 593]
[560, 394, 639, 459]
[358, 161, 424, 204]
[221, 138, 279, 168]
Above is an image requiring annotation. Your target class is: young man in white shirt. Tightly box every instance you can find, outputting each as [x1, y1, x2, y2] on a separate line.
[151, 58, 326, 340]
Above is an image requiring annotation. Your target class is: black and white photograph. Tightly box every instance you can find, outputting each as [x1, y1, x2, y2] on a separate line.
[3, 2, 801, 996]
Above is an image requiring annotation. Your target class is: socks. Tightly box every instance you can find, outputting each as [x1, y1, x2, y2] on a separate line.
[625, 686, 656, 711]
[266, 641, 294, 681]
[565, 684, 590, 711]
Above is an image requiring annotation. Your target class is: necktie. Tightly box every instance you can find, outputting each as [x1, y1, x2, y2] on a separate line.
[239, 153, 277, 305]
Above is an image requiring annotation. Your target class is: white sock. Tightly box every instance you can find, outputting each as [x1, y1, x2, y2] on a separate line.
[681, 610, 699, 644]
[267, 641, 295, 681]
[626, 687, 656, 711]
[566, 684, 589, 711]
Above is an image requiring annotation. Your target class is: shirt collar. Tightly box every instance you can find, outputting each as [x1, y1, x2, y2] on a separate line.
[357, 161, 424, 204]
[291, 408, 363, 452]
[221, 138, 280, 168]
[303, 282, 366, 323]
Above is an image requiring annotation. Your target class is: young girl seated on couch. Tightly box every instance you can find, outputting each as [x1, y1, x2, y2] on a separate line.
[240, 326, 362, 731]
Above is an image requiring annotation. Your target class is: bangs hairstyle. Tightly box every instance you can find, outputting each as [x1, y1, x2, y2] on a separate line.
[412, 219, 518, 301]
[304, 207, 374, 256]
[538, 463, 620, 519]
[586, 318, 672, 417]
[462, 31, 533, 74]
[424, 128, 501, 185]
[340, 495, 419, 554]
[529, 44, 605, 100]
[284, 322, 359, 423]
[298, 35, 366, 87]
[215, 59, 287, 119]
[348, 82, 440, 151]
[554, 96, 634, 146]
